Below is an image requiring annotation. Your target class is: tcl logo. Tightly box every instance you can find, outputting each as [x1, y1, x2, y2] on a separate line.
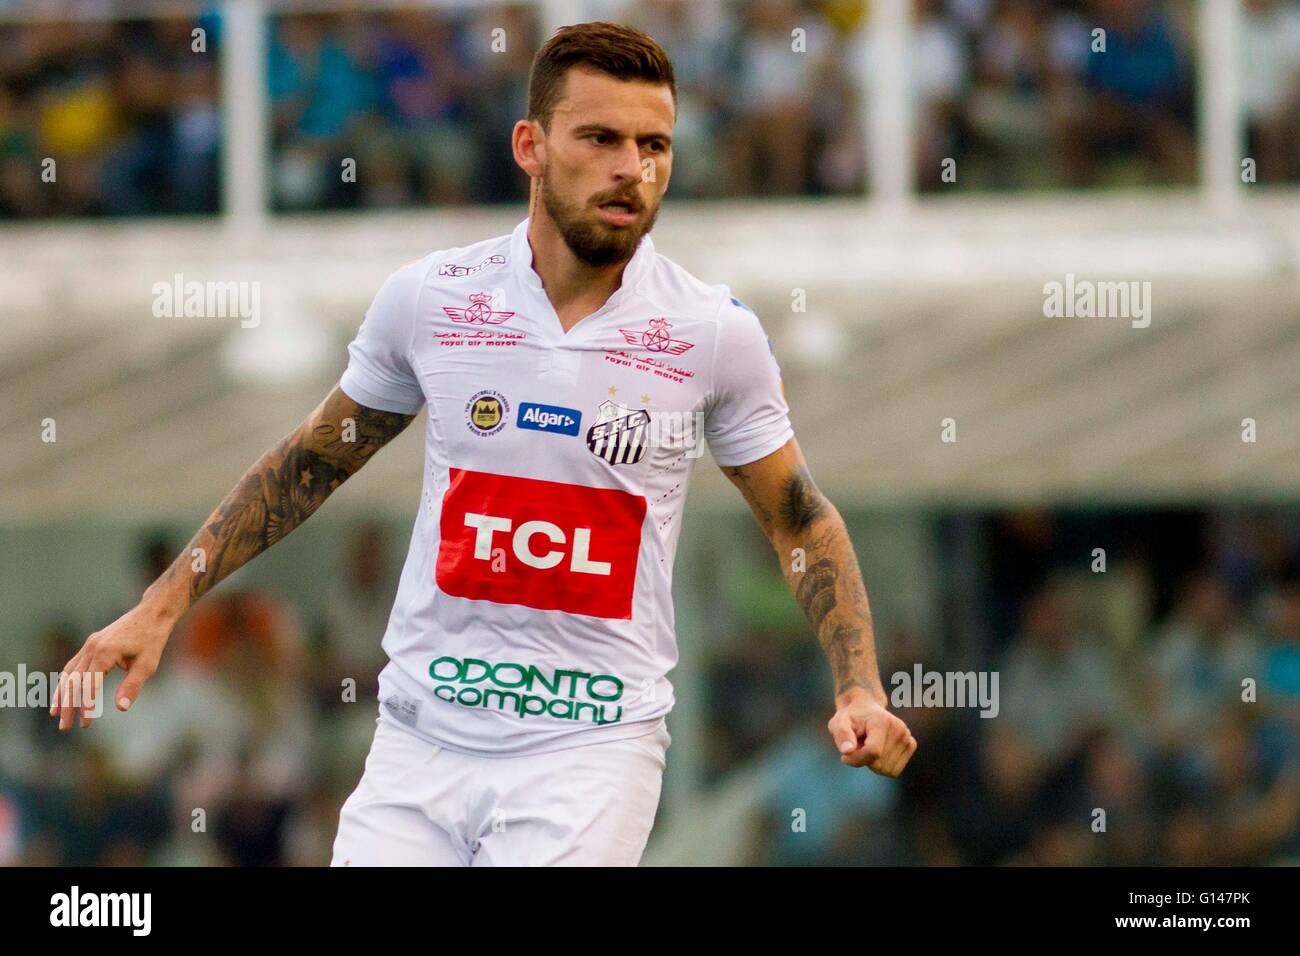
[437, 468, 645, 619]
[463, 514, 612, 574]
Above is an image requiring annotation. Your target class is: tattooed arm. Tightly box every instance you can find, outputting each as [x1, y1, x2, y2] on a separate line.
[52, 385, 415, 729]
[722, 437, 916, 777]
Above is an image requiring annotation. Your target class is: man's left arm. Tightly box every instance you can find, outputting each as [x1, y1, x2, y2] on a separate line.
[722, 437, 917, 777]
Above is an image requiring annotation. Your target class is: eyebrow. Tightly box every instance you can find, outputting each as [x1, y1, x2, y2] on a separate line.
[571, 123, 672, 147]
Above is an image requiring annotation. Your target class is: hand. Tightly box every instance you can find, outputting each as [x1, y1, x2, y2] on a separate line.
[50, 602, 174, 730]
[827, 686, 917, 777]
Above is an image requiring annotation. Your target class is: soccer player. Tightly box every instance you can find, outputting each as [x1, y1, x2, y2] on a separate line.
[52, 21, 916, 865]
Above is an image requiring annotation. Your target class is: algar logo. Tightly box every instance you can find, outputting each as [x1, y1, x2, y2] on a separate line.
[429, 656, 624, 725]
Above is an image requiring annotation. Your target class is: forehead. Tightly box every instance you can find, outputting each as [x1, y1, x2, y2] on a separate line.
[551, 67, 675, 133]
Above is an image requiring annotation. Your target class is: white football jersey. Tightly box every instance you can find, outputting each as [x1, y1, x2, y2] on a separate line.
[340, 218, 793, 756]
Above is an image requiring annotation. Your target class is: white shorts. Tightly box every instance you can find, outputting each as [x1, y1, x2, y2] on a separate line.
[331, 716, 670, 866]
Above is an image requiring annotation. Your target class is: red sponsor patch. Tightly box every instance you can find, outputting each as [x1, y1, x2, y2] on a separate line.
[618, 318, 694, 354]
[443, 291, 515, 325]
[436, 468, 646, 619]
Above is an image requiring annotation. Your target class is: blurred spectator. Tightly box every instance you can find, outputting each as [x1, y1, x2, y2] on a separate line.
[1177, 711, 1300, 864]
[728, 0, 833, 195]
[463, 4, 535, 203]
[1260, 574, 1300, 725]
[1240, 0, 1300, 184]
[320, 521, 394, 701]
[999, 583, 1125, 766]
[315, 522, 399, 785]
[912, 0, 969, 190]
[1080, 732, 1158, 865]
[1066, 0, 1197, 185]
[269, 14, 377, 210]
[366, 10, 476, 205]
[1146, 572, 1258, 748]
[751, 709, 901, 865]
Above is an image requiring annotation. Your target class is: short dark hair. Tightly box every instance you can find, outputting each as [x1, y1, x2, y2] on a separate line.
[527, 21, 676, 130]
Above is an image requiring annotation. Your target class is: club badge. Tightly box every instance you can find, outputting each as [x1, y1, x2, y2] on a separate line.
[587, 400, 650, 465]
[465, 389, 509, 436]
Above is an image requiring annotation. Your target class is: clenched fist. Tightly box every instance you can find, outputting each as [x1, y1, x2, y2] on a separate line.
[827, 686, 917, 777]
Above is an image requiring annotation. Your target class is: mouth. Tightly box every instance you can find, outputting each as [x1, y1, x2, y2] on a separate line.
[595, 200, 641, 227]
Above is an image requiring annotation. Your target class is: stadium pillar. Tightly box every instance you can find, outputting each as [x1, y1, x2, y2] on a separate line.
[862, 0, 914, 213]
[538, 0, 585, 36]
[220, 0, 270, 234]
[1199, 0, 1243, 215]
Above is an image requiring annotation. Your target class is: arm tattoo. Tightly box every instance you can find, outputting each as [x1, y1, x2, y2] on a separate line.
[723, 465, 775, 532]
[795, 558, 838, 634]
[779, 465, 826, 532]
[826, 625, 872, 699]
[787, 519, 880, 702]
[723, 454, 883, 702]
[172, 389, 414, 605]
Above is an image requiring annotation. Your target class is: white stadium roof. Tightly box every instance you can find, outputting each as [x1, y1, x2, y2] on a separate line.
[3, 193, 1300, 518]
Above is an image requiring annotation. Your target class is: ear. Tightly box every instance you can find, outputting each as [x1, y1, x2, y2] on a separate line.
[512, 119, 544, 178]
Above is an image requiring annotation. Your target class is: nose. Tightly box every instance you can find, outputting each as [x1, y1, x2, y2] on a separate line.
[612, 139, 643, 184]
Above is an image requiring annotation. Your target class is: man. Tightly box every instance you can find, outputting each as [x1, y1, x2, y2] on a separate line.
[53, 21, 916, 866]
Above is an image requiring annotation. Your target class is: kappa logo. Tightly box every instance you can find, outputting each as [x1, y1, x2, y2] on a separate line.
[438, 254, 506, 277]
[587, 400, 650, 466]
[444, 292, 516, 325]
[619, 318, 694, 355]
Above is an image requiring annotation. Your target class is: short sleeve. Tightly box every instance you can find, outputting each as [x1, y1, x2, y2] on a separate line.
[338, 260, 427, 414]
[704, 297, 794, 467]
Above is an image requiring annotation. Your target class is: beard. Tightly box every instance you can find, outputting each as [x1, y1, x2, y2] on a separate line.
[539, 166, 660, 268]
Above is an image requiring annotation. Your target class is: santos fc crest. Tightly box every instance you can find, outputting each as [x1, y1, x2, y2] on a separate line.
[586, 401, 650, 466]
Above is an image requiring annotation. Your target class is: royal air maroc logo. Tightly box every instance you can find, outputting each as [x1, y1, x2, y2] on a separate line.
[619, 318, 693, 354]
[465, 389, 509, 437]
[444, 292, 515, 325]
[587, 400, 650, 466]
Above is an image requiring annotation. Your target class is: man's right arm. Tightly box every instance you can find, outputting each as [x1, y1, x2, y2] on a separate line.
[52, 385, 415, 729]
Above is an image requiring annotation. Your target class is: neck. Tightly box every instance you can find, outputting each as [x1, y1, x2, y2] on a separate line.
[526, 196, 633, 325]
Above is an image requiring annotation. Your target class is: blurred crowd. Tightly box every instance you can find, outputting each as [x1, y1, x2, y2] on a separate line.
[266, 0, 869, 208]
[1, 504, 1298, 865]
[0, 525, 392, 866]
[712, 506, 1300, 865]
[913, 0, 1197, 190]
[6, 0, 1295, 218]
[0, 17, 221, 218]
[917, 0, 1300, 190]
[268, 5, 538, 209]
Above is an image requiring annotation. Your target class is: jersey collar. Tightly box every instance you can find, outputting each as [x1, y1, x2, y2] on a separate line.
[509, 217, 655, 314]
